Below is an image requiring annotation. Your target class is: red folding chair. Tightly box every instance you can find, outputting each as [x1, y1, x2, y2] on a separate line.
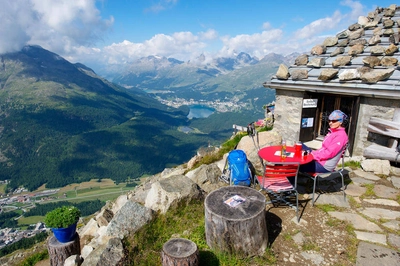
[308, 143, 349, 206]
[256, 163, 301, 222]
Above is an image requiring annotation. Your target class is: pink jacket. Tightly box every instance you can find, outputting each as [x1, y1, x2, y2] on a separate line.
[311, 127, 348, 171]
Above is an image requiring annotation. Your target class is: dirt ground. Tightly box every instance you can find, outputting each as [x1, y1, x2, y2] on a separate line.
[265, 200, 355, 266]
[260, 173, 364, 266]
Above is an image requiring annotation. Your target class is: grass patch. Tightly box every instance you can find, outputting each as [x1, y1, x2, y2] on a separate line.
[347, 196, 361, 208]
[301, 240, 320, 251]
[326, 217, 342, 227]
[18, 215, 43, 226]
[343, 160, 360, 169]
[122, 199, 277, 266]
[361, 184, 375, 198]
[20, 250, 48, 266]
[316, 204, 337, 213]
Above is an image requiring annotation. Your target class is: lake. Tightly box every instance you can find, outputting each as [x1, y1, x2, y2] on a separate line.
[187, 105, 215, 119]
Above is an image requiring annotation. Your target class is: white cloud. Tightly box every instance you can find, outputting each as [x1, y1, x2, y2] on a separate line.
[294, 10, 343, 40]
[144, 0, 179, 13]
[218, 29, 284, 58]
[262, 22, 272, 30]
[0, 0, 113, 56]
[340, 0, 365, 21]
[99, 31, 210, 65]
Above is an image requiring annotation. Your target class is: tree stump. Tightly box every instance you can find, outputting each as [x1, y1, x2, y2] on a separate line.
[161, 238, 199, 266]
[205, 186, 268, 257]
[47, 233, 81, 266]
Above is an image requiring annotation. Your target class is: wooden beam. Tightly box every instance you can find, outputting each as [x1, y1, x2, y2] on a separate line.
[363, 144, 400, 162]
[367, 117, 400, 139]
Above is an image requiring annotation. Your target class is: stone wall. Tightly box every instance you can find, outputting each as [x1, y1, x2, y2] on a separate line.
[273, 90, 304, 146]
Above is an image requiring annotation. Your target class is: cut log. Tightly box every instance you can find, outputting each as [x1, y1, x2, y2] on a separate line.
[363, 144, 400, 162]
[205, 186, 268, 258]
[161, 238, 199, 266]
[47, 234, 81, 266]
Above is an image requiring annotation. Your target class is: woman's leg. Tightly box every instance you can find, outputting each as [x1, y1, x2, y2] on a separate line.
[299, 160, 330, 173]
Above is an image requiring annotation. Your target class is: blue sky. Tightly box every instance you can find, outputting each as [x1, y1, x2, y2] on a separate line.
[0, 0, 396, 71]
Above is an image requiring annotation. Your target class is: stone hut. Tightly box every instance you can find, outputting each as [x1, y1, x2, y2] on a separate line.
[264, 4, 400, 160]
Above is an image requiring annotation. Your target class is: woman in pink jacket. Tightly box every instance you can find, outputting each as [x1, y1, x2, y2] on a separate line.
[300, 110, 348, 173]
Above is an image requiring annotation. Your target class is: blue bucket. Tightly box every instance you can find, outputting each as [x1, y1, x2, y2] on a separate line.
[52, 223, 77, 243]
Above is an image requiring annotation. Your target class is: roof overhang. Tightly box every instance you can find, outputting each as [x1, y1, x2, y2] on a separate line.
[264, 80, 400, 100]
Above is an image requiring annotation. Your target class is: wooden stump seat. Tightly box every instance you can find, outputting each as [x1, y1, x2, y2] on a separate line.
[205, 186, 268, 257]
[161, 238, 199, 266]
[47, 233, 80, 266]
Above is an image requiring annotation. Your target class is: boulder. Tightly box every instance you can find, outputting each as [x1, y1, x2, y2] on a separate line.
[370, 45, 385, 55]
[291, 69, 308, 80]
[337, 39, 348, 47]
[236, 131, 281, 173]
[81, 238, 124, 266]
[322, 36, 338, 47]
[330, 47, 344, 57]
[383, 19, 395, 28]
[339, 69, 360, 81]
[332, 56, 352, 67]
[95, 208, 113, 227]
[383, 28, 394, 36]
[311, 45, 326, 55]
[368, 35, 381, 45]
[187, 163, 221, 193]
[106, 200, 153, 238]
[295, 54, 308, 66]
[361, 159, 391, 176]
[362, 56, 381, 68]
[364, 20, 379, 29]
[361, 69, 395, 84]
[276, 64, 290, 80]
[349, 38, 366, 46]
[64, 255, 83, 266]
[385, 43, 399, 56]
[111, 194, 129, 215]
[384, 8, 395, 17]
[144, 175, 203, 214]
[79, 218, 99, 239]
[348, 28, 364, 40]
[318, 69, 339, 81]
[348, 23, 361, 31]
[187, 154, 200, 169]
[307, 57, 325, 68]
[336, 29, 350, 39]
[389, 34, 400, 45]
[381, 57, 398, 66]
[373, 27, 382, 36]
[358, 16, 369, 26]
[348, 43, 364, 56]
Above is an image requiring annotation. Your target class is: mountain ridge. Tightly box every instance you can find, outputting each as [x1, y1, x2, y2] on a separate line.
[0, 45, 219, 191]
[0, 45, 291, 192]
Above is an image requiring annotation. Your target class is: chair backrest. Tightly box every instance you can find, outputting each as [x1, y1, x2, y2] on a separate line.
[337, 142, 349, 171]
[265, 164, 299, 178]
[264, 163, 300, 188]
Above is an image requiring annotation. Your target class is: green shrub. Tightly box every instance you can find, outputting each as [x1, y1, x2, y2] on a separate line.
[44, 206, 81, 228]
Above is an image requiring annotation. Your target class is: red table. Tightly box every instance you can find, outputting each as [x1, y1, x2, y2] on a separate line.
[258, 145, 313, 164]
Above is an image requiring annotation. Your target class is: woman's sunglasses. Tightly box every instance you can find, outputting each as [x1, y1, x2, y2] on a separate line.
[329, 120, 339, 123]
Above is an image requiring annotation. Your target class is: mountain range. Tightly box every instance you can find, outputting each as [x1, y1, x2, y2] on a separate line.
[0, 45, 294, 192]
[102, 51, 296, 104]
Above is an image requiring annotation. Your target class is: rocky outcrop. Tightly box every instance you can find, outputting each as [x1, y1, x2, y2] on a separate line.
[75, 130, 282, 265]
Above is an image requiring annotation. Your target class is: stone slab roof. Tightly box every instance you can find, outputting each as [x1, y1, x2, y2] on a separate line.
[265, 4, 400, 99]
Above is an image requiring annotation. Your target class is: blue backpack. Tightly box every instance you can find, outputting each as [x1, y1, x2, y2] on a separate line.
[226, 150, 252, 186]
